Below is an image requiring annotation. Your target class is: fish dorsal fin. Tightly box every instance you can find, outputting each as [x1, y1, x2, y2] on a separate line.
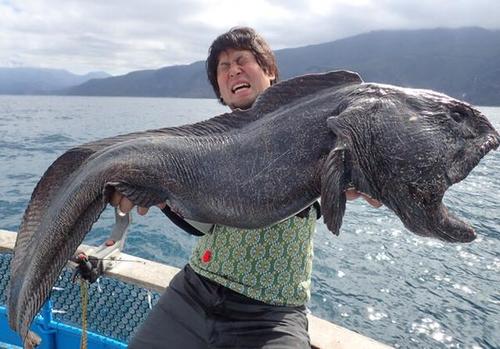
[77, 109, 254, 152]
[251, 70, 363, 115]
[54, 72, 362, 154]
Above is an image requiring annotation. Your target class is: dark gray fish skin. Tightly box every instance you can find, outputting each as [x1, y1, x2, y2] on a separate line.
[7, 71, 500, 346]
[326, 84, 499, 242]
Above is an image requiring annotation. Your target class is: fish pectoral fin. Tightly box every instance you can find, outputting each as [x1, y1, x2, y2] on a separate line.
[103, 181, 166, 208]
[321, 149, 349, 235]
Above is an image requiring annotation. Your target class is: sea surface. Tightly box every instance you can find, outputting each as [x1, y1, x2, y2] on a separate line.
[0, 95, 498, 349]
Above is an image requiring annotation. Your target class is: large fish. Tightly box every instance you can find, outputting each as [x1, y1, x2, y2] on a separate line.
[8, 71, 500, 347]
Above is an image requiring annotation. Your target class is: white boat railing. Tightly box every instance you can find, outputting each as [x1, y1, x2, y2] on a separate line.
[0, 229, 393, 349]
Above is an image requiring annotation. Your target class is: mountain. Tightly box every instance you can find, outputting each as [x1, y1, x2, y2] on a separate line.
[274, 27, 500, 106]
[34, 28, 500, 105]
[0, 68, 110, 94]
[63, 61, 211, 98]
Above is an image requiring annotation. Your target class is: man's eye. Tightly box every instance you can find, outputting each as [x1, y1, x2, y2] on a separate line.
[237, 56, 249, 65]
[217, 64, 229, 73]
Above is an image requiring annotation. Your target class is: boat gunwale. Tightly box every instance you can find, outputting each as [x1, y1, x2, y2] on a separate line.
[0, 228, 393, 349]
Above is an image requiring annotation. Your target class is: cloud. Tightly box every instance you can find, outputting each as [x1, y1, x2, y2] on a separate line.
[0, 0, 498, 75]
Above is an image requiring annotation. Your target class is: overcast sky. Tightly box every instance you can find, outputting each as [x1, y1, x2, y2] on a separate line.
[1, 0, 499, 76]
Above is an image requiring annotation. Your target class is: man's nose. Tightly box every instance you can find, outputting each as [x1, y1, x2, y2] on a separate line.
[229, 63, 242, 77]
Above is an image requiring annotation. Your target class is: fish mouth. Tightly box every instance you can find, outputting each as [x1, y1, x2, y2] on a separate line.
[447, 131, 499, 185]
[404, 217, 477, 243]
[434, 224, 477, 243]
[404, 205, 477, 243]
[425, 132, 498, 243]
[480, 133, 500, 156]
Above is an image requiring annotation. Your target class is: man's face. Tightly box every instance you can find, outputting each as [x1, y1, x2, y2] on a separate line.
[216, 48, 275, 110]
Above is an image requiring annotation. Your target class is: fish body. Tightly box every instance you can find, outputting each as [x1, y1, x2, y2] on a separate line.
[8, 71, 500, 346]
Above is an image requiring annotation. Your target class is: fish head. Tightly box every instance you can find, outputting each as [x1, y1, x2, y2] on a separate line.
[328, 85, 500, 242]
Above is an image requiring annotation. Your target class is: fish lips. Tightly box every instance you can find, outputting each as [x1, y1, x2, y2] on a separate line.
[403, 219, 477, 243]
[480, 133, 500, 156]
[433, 221, 477, 243]
[400, 204, 477, 243]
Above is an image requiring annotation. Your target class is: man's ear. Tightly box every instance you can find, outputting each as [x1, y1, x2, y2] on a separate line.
[266, 67, 277, 85]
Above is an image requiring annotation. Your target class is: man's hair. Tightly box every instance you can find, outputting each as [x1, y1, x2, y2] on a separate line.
[206, 26, 279, 103]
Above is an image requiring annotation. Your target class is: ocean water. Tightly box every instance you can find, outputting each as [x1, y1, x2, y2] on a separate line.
[0, 95, 498, 349]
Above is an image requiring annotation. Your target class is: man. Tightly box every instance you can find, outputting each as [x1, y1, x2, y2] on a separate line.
[126, 27, 380, 348]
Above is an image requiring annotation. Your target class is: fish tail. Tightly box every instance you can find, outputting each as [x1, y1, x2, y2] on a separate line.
[9, 182, 107, 343]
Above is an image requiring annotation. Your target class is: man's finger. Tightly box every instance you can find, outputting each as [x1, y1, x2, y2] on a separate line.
[345, 189, 361, 201]
[137, 206, 149, 216]
[110, 192, 122, 207]
[119, 197, 134, 214]
[345, 189, 383, 208]
[364, 196, 383, 208]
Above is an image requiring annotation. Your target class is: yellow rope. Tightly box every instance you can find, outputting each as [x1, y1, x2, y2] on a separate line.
[80, 278, 89, 349]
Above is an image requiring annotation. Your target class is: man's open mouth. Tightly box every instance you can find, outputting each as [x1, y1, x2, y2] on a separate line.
[232, 83, 250, 93]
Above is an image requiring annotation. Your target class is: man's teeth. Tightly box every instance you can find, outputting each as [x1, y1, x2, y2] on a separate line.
[232, 83, 250, 93]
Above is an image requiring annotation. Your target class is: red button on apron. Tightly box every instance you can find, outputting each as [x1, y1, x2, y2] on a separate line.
[202, 250, 212, 263]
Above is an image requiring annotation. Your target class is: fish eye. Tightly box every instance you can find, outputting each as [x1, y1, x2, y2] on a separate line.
[450, 111, 465, 123]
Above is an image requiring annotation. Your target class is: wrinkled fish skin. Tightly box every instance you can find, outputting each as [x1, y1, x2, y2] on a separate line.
[8, 71, 500, 346]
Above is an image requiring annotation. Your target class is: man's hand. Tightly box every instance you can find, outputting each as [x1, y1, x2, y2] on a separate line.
[110, 192, 166, 216]
[345, 188, 382, 208]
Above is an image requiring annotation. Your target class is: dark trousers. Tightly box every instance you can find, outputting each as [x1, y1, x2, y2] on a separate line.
[128, 264, 310, 349]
